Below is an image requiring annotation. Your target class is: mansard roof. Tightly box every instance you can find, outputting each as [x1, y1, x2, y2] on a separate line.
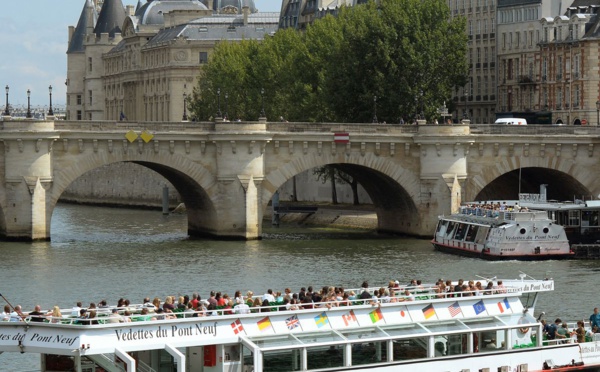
[68, 0, 97, 53]
[94, 0, 127, 37]
[142, 12, 279, 48]
[135, 0, 208, 25]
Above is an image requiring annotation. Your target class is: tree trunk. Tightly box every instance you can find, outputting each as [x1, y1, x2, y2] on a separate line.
[351, 179, 360, 205]
[292, 175, 298, 202]
[329, 167, 338, 204]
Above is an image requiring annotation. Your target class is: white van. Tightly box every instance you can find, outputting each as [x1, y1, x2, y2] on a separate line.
[494, 118, 527, 125]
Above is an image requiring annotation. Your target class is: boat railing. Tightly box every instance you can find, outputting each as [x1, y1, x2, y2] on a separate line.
[16, 287, 526, 325]
[458, 208, 549, 222]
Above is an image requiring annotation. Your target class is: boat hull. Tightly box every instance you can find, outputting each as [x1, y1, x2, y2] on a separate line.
[432, 241, 575, 261]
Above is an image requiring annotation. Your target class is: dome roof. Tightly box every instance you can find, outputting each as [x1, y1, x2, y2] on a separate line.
[135, 0, 208, 25]
[213, 0, 257, 14]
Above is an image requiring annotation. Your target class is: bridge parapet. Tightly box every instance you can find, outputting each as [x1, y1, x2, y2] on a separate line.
[470, 124, 600, 136]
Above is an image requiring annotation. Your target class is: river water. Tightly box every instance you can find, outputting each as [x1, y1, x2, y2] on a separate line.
[1, 203, 599, 371]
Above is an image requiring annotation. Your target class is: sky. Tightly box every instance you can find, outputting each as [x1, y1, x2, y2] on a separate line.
[0, 0, 281, 108]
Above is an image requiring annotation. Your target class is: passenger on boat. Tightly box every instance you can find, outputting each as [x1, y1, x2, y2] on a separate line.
[573, 321, 586, 343]
[260, 299, 271, 313]
[27, 305, 45, 323]
[234, 298, 250, 314]
[142, 298, 154, 308]
[434, 341, 446, 356]
[556, 322, 569, 343]
[262, 289, 275, 303]
[163, 296, 176, 312]
[589, 308, 600, 331]
[208, 291, 217, 307]
[71, 301, 82, 316]
[398, 289, 414, 302]
[152, 297, 161, 311]
[190, 293, 199, 309]
[122, 310, 132, 322]
[252, 297, 262, 312]
[107, 308, 123, 323]
[177, 296, 187, 310]
[75, 308, 89, 325]
[47, 306, 62, 324]
[1, 305, 10, 321]
[359, 281, 371, 302]
[9, 305, 24, 322]
[184, 302, 196, 317]
[216, 292, 225, 306]
[454, 279, 464, 296]
[88, 310, 99, 325]
[245, 291, 254, 308]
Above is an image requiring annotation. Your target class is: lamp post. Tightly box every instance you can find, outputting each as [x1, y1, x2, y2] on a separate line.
[26, 89, 32, 119]
[216, 88, 222, 119]
[260, 88, 265, 118]
[182, 92, 188, 121]
[48, 85, 54, 116]
[463, 89, 469, 119]
[596, 100, 600, 126]
[224, 92, 228, 121]
[372, 95, 378, 123]
[3, 85, 9, 116]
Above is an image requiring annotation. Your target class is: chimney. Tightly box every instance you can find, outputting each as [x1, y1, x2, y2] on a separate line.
[243, 6, 249, 26]
[68, 26, 75, 43]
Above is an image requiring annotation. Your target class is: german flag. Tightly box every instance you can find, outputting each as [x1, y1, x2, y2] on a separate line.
[422, 304, 436, 320]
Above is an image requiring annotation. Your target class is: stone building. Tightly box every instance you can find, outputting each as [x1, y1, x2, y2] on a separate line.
[538, 0, 600, 125]
[447, 0, 497, 124]
[66, 0, 279, 122]
[496, 0, 568, 124]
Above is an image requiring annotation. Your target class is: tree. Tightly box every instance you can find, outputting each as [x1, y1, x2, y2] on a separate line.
[189, 0, 468, 124]
[313, 166, 361, 205]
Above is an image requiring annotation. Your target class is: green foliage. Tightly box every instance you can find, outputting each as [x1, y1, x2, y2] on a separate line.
[189, 0, 468, 123]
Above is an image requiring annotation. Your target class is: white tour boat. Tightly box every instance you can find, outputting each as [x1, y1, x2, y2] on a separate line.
[1, 276, 600, 371]
[432, 204, 573, 260]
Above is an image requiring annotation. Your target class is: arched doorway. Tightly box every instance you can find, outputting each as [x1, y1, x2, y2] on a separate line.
[573, 119, 582, 126]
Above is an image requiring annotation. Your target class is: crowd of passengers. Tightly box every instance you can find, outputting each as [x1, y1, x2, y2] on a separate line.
[460, 202, 529, 217]
[0, 278, 511, 324]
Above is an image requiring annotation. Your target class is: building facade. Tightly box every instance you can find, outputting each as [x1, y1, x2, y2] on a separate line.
[66, 0, 279, 122]
[538, 1, 600, 125]
[496, 0, 569, 124]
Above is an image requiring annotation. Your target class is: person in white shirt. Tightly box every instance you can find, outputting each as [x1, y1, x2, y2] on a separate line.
[262, 289, 275, 303]
[1, 305, 10, 321]
[71, 302, 82, 317]
[234, 298, 250, 314]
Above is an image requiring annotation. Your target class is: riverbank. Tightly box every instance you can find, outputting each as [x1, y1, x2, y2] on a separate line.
[264, 203, 378, 230]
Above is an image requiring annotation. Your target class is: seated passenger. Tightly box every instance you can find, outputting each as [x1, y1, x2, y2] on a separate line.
[47, 306, 63, 324]
[27, 305, 46, 323]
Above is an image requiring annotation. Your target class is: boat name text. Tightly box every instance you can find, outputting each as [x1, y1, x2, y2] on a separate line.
[115, 323, 218, 342]
[0, 332, 79, 346]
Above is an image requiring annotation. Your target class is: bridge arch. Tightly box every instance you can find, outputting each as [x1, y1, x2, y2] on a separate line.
[466, 156, 597, 202]
[49, 152, 219, 237]
[261, 153, 423, 235]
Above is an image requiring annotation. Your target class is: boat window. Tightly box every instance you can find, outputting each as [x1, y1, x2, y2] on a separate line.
[465, 225, 479, 242]
[568, 210, 580, 226]
[251, 334, 302, 348]
[582, 211, 599, 227]
[351, 340, 389, 366]
[453, 224, 468, 240]
[306, 345, 345, 370]
[295, 331, 345, 345]
[475, 226, 489, 244]
[379, 323, 424, 337]
[445, 222, 457, 238]
[392, 337, 428, 361]
[461, 317, 507, 329]
[263, 348, 303, 371]
[446, 333, 471, 355]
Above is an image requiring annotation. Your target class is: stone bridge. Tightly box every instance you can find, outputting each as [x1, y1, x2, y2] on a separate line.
[1, 119, 600, 241]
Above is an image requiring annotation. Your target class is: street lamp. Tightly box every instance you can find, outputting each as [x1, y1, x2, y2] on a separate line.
[463, 89, 469, 119]
[596, 100, 600, 126]
[3, 85, 9, 116]
[48, 85, 54, 116]
[182, 92, 188, 121]
[216, 88, 222, 119]
[224, 92, 228, 121]
[26, 89, 32, 119]
[372, 95, 378, 123]
[260, 88, 265, 118]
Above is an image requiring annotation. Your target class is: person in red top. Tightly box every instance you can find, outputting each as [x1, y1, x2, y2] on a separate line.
[190, 293, 199, 309]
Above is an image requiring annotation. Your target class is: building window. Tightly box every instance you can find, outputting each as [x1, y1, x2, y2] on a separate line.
[484, 47, 488, 63]
[88, 57, 92, 72]
[574, 85, 580, 107]
[89, 90, 93, 106]
[199, 52, 208, 64]
[77, 110, 82, 120]
[77, 95, 82, 105]
[477, 47, 481, 63]
[557, 88, 562, 108]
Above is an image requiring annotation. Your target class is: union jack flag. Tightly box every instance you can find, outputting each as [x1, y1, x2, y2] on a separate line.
[286, 314, 300, 330]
